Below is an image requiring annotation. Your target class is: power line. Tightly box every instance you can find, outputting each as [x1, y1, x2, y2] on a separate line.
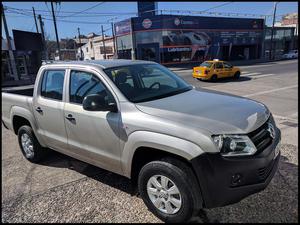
[58, 2, 105, 18]
[6, 10, 116, 25]
[201, 2, 233, 13]
[5, 6, 136, 16]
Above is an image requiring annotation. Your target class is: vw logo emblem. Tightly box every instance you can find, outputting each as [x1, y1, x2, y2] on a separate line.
[267, 122, 275, 139]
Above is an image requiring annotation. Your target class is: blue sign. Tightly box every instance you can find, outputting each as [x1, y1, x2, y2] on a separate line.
[131, 15, 264, 31]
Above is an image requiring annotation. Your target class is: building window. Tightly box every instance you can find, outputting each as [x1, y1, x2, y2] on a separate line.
[100, 46, 113, 54]
[86, 47, 88, 52]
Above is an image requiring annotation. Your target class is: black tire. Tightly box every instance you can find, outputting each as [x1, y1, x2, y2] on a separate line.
[138, 157, 202, 223]
[196, 78, 202, 81]
[210, 74, 218, 82]
[17, 125, 48, 163]
[234, 71, 240, 79]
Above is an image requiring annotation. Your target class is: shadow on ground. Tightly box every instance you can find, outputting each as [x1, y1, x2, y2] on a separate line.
[35, 147, 298, 223]
[37, 151, 135, 195]
[197, 76, 252, 84]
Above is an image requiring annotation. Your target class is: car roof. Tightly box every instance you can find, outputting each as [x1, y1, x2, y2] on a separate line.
[42, 59, 157, 69]
[204, 60, 224, 63]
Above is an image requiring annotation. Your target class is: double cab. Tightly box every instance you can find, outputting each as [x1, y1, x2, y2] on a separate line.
[2, 60, 280, 222]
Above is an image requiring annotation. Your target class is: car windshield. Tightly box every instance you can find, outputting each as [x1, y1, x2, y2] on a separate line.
[200, 62, 213, 68]
[104, 64, 192, 103]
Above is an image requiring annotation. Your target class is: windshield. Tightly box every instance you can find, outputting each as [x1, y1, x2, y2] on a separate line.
[104, 64, 192, 103]
[200, 62, 213, 68]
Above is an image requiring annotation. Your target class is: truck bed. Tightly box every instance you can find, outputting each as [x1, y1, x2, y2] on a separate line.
[2, 87, 34, 96]
[2, 89, 34, 131]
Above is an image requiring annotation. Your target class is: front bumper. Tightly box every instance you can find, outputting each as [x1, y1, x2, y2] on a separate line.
[191, 127, 281, 208]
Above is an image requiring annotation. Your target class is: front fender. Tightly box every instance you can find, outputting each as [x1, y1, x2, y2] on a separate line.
[121, 131, 205, 178]
[10, 106, 47, 147]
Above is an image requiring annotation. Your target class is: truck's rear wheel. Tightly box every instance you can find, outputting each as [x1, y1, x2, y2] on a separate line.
[138, 158, 202, 223]
[17, 125, 47, 163]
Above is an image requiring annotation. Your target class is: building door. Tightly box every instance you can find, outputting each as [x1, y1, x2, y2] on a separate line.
[137, 43, 160, 63]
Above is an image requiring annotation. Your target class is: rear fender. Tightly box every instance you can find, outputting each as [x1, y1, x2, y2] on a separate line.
[10, 106, 47, 147]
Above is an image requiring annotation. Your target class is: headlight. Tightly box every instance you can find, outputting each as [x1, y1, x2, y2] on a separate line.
[212, 134, 257, 157]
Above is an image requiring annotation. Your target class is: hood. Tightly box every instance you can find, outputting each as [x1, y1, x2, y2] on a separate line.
[135, 89, 270, 134]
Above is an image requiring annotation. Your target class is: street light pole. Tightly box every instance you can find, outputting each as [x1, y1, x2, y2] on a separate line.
[270, 2, 279, 60]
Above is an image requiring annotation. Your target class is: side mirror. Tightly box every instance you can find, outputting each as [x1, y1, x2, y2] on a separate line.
[82, 94, 118, 112]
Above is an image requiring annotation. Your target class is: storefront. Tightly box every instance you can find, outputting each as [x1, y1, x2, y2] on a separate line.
[264, 27, 295, 59]
[115, 15, 264, 64]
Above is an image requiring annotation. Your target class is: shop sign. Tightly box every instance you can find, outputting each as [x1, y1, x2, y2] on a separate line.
[166, 47, 191, 52]
[142, 19, 152, 29]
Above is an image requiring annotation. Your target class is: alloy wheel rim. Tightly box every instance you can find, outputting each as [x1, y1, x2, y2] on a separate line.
[146, 175, 182, 214]
[21, 133, 34, 158]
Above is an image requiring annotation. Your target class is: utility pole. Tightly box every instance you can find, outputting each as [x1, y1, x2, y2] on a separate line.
[32, 7, 39, 33]
[38, 15, 47, 60]
[50, 2, 61, 60]
[270, 2, 278, 60]
[101, 25, 107, 59]
[1, 3, 19, 80]
[77, 28, 83, 60]
[260, 15, 267, 59]
[130, 18, 136, 60]
[111, 22, 116, 58]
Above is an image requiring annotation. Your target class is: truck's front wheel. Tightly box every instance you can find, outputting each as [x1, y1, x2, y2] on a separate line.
[17, 125, 47, 163]
[138, 158, 202, 223]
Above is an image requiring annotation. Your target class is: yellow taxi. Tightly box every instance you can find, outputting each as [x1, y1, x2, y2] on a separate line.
[193, 59, 241, 81]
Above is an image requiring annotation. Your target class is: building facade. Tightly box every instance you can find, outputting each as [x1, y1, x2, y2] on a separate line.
[77, 33, 115, 60]
[2, 30, 42, 85]
[264, 27, 296, 59]
[115, 15, 265, 65]
[275, 13, 298, 36]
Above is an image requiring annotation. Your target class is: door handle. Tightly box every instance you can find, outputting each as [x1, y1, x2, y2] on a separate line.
[65, 114, 76, 122]
[35, 107, 43, 113]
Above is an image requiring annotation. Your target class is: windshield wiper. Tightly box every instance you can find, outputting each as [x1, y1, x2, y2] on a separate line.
[133, 86, 192, 103]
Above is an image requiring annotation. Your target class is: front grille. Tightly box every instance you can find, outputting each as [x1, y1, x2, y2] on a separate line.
[248, 115, 274, 154]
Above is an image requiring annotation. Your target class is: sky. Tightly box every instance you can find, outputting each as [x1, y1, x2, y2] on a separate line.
[2, 1, 298, 40]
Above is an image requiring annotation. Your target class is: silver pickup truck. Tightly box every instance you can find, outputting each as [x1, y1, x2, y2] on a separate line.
[2, 60, 281, 222]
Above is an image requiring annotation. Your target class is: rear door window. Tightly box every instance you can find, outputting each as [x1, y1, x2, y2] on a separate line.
[215, 62, 223, 69]
[41, 70, 65, 100]
[223, 62, 232, 68]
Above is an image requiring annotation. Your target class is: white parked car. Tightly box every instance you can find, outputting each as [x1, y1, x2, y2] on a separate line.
[282, 50, 298, 59]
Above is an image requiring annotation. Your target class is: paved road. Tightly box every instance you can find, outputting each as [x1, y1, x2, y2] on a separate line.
[1, 59, 298, 223]
[175, 59, 298, 147]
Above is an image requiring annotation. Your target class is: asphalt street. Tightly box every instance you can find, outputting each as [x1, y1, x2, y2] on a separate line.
[1, 59, 298, 223]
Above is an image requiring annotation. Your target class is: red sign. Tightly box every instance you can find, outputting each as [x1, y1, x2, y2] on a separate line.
[142, 18, 152, 29]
